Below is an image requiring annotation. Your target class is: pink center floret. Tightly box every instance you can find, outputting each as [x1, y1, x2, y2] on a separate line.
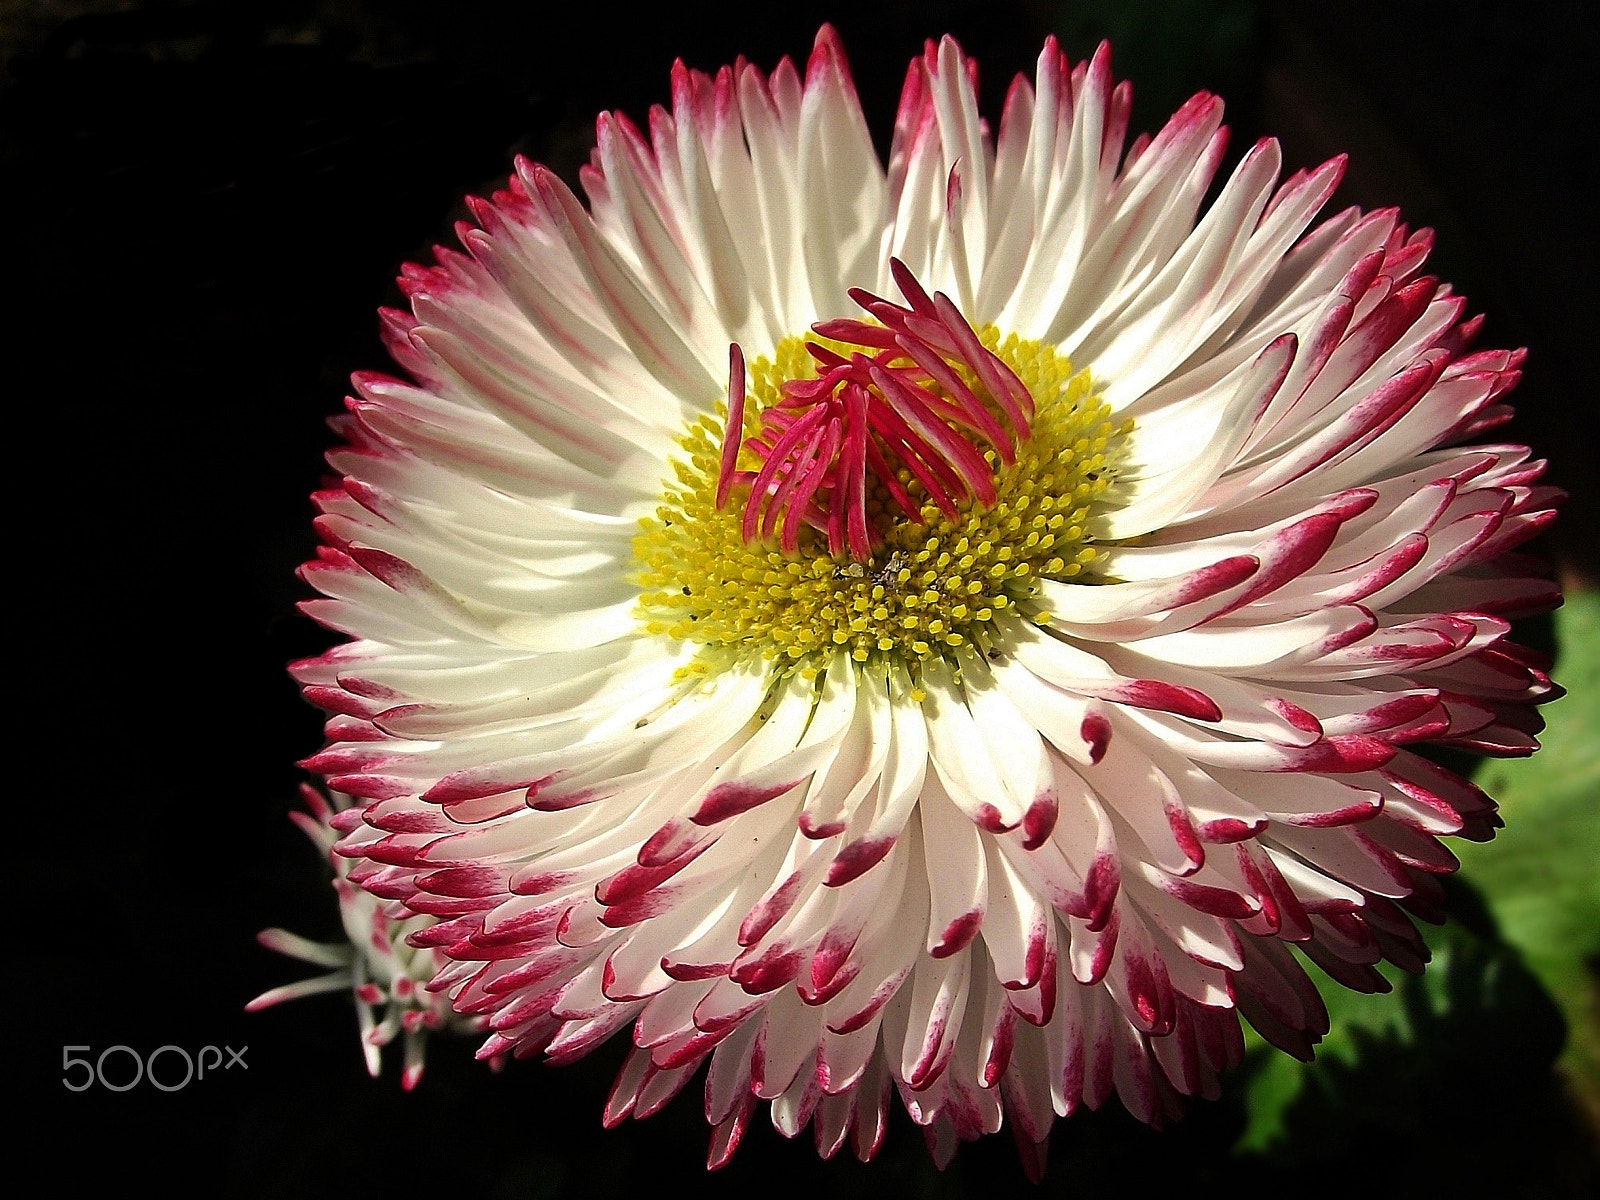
[715, 260, 1035, 560]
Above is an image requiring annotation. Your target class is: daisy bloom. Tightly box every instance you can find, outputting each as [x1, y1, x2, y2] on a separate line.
[249, 785, 483, 1090]
[285, 27, 1561, 1173]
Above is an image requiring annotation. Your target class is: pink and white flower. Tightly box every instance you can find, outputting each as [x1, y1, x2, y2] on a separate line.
[281, 28, 1559, 1173]
[249, 785, 483, 1090]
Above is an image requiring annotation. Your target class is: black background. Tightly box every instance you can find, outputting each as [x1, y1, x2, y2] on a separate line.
[9, 1, 1597, 1195]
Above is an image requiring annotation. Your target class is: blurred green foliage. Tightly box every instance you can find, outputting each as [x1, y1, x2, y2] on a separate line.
[1234, 592, 1600, 1182]
[1460, 592, 1600, 1110]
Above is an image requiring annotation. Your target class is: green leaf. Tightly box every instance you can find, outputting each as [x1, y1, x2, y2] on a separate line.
[1233, 910, 1565, 1156]
[1457, 590, 1600, 1113]
[1234, 593, 1600, 1155]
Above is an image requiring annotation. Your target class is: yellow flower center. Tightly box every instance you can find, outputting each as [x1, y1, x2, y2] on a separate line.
[634, 326, 1130, 682]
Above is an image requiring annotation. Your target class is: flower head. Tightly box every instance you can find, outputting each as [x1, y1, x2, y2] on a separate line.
[283, 27, 1559, 1172]
[249, 785, 483, 1090]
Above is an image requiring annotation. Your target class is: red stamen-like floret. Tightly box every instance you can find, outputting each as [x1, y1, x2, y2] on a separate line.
[715, 261, 1033, 559]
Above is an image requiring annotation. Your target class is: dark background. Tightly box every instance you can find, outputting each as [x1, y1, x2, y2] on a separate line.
[9, 1, 1596, 1195]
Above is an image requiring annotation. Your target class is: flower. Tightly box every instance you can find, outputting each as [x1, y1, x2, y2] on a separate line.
[284, 27, 1560, 1173]
[249, 785, 483, 1090]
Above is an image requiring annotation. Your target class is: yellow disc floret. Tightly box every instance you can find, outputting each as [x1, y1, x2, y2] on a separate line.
[633, 328, 1129, 679]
